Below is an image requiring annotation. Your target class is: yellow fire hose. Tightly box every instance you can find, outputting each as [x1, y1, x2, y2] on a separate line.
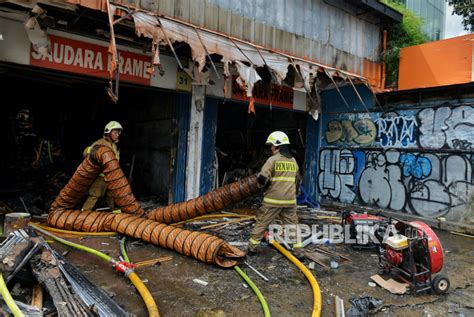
[33, 223, 117, 237]
[0, 273, 24, 317]
[29, 224, 159, 317]
[271, 240, 322, 317]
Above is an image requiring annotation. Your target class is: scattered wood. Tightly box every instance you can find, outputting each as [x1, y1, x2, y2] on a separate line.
[0, 239, 32, 274]
[335, 295, 345, 317]
[311, 246, 351, 262]
[31, 284, 43, 309]
[31, 249, 94, 316]
[200, 216, 255, 230]
[450, 231, 474, 238]
[193, 278, 208, 286]
[302, 250, 330, 269]
[134, 256, 173, 268]
[0, 201, 14, 214]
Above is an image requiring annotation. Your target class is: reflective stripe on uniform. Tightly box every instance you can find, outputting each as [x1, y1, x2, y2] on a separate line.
[263, 197, 297, 205]
[249, 238, 261, 246]
[274, 161, 297, 172]
[86, 146, 92, 154]
[271, 176, 296, 182]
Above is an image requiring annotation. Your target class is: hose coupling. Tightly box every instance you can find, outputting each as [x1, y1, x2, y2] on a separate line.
[114, 260, 136, 275]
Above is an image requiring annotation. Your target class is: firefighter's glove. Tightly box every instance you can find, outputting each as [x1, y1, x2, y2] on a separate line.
[257, 174, 269, 188]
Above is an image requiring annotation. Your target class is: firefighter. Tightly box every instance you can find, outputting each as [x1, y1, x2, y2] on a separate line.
[247, 131, 299, 255]
[82, 121, 122, 211]
[15, 109, 37, 166]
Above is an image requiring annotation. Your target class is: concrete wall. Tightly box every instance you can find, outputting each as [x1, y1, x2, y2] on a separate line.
[317, 86, 474, 229]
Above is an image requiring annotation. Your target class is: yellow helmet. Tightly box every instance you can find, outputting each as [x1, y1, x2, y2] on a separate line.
[104, 121, 123, 134]
[266, 131, 290, 146]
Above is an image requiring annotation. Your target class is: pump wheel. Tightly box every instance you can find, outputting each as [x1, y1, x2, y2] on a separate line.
[431, 274, 450, 295]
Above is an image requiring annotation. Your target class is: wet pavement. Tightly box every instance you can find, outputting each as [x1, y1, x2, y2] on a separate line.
[49, 216, 474, 317]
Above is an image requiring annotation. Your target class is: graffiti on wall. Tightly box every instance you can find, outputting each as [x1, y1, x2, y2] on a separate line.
[318, 149, 474, 218]
[325, 119, 376, 145]
[358, 150, 406, 211]
[320, 105, 474, 219]
[375, 112, 417, 148]
[324, 112, 418, 148]
[418, 106, 474, 150]
[318, 149, 365, 203]
[406, 154, 473, 218]
[323, 106, 474, 150]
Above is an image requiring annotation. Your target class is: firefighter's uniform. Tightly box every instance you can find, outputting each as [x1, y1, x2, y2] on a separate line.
[248, 132, 299, 253]
[82, 122, 122, 211]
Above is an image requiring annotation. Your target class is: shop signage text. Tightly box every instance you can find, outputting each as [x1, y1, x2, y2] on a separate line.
[231, 77, 294, 109]
[30, 35, 152, 85]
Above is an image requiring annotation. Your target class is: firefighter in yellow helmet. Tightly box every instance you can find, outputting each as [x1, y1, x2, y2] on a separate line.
[82, 121, 122, 211]
[247, 131, 299, 255]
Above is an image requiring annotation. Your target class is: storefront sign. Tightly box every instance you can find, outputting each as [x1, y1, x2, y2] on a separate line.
[30, 35, 152, 85]
[231, 77, 294, 109]
[176, 59, 192, 91]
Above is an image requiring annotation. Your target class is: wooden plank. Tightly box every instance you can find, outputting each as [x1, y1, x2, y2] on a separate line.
[31, 284, 43, 309]
[200, 216, 255, 229]
[312, 246, 351, 262]
[302, 250, 330, 268]
[135, 256, 173, 267]
[335, 295, 345, 317]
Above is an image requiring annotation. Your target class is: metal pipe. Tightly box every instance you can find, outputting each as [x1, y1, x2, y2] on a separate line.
[382, 30, 387, 90]
[328, 74, 351, 111]
[156, 16, 185, 71]
[244, 261, 269, 282]
[194, 28, 221, 79]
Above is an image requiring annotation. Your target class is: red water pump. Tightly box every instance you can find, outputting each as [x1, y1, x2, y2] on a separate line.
[379, 219, 450, 295]
[342, 211, 385, 249]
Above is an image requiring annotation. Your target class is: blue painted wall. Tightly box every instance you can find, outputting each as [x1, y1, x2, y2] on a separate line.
[320, 84, 376, 113]
[199, 98, 219, 195]
[171, 93, 191, 203]
[304, 84, 375, 200]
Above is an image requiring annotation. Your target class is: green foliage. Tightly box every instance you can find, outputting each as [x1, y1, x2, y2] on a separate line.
[382, 0, 429, 87]
[448, 1, 474, 32]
